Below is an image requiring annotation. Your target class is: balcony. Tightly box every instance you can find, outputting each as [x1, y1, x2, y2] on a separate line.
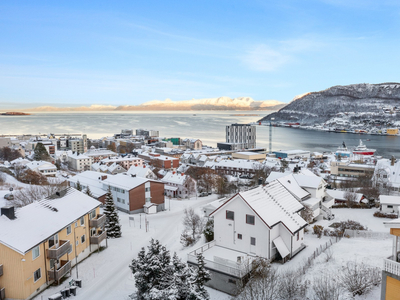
[384, 257, 400, 277]
[48, 260, 71, 282]
[47, 240, 71, 260]
[90, 214, 106, 228]
[187, 241, 255, 277]
[0, 264, 3, 277]
[90, 230, 107, 245]
[0, 287, 4, 300]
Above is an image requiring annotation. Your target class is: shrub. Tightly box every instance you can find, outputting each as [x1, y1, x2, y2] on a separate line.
[340, 261, 381, 296]
[313, 225, 324, 238]
[373, 211, 398, 219]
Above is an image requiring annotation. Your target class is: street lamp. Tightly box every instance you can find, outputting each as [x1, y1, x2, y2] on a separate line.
[73, 225, 85, 279]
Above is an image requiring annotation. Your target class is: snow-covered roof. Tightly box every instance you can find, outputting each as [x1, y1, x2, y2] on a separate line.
[103, 173, 149, 190]
[68, 171, 107, 198]
[380, 195, 400, 206]
[68, 152, 90, 160]
[126, 165, 155, 179]
[211, 181, 307, 234]
[276, 174, 310, 200]
[26, 161, 56, 171]
[161, 172, 188, 185]
[302, 197, 321, 207]
[293, 174, 323, 189]
[326, 190, 364, 202]
[101, 155, 142, 163]
[0, 188, 101, 254]
[10, 157, 30, 165]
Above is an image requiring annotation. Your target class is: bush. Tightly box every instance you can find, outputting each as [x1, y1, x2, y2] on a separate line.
[203, 219, 214, 242]
[330, 220, 366, 231]
[340, 261, 381, 296]
[180, 232, 196, 247]
[373, 211, 398, 219]
[19, 170, 48, 185]
[313, 225, 324, 238]
[312, 274, 342, 300]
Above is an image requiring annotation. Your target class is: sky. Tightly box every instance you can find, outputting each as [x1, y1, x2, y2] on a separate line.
[1, 0, 400, 108]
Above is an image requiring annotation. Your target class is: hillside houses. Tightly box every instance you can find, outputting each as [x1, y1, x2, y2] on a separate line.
[26, 160, 57, 177]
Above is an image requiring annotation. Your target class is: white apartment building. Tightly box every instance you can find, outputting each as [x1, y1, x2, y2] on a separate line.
[68, 152, 93, 171]
[226, 124, 256, 149]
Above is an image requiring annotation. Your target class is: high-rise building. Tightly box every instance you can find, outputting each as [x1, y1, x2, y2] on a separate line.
[226, 124, 256, 149]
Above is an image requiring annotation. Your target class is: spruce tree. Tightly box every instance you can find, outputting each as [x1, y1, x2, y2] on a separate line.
[33, 142, 51, 161]
[104, 187, 122, 238]
[76, 180, 82, 191]
[191, 253, 211, 300]
[85, 186, 93, 198]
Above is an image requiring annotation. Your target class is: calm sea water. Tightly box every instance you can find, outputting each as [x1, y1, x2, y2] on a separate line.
[0, 111, 399, 157]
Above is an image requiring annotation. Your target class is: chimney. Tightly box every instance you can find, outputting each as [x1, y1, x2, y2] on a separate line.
[143, 165, 146, 168]
[391, 156, 396, 166]
[101, 175, 108, 181]
[173, 171, 176, 175]
[1, 205, 15, 220]
[181, 173, 184, 176]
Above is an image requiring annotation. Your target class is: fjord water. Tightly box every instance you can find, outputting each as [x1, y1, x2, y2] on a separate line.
[0, 111, 399, 157]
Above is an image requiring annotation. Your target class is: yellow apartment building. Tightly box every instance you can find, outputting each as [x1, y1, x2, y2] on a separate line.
[381, 219, 400, 300]
[386, 128, 399, 135]
[0, 188, 107, 300]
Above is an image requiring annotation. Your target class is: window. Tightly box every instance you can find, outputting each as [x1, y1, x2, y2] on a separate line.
[80, 216, 85, 226]
[388, 205, 394, 208]
[226, 210, 234, 220]
[32, 246, 40, 260]
[50, 259, 55, 269]
[67, 225, 71, 235]
[297, 232, 300, 241]
[237, 234, 242, 240]
[90, 210, 96, 219]
[76, 240, 79, 246]
[81, 235, 86, 244]
[34, 268, 41, 282]
[250, 237, 256, 246]
[246, 215, 255, 225]
[48, 234, 58, 248]
[75, 222, 78, 227]
[145, 187, 150, 192]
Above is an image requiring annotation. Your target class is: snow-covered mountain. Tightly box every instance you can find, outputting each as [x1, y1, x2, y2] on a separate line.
[259, 83, 400, 124]
[22, 97, 285, 112]
[116, 96, 284, 111]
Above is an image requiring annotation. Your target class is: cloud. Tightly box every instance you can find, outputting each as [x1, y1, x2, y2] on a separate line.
[243, 45, 290, 72]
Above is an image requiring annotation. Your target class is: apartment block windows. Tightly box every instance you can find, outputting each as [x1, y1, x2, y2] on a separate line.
[90, 210, 96, 219]
[80, 216, 85, 226]
[226, 210, 234, 220]
[81, 235, 86, 244]
[67, 225, 71, 235]
[250, 237, 256, 246]
[33, 268, 41, 282]
[48, 234, 59, 248]
[32, 245, 40, 260]
[246, 214, 255, 225]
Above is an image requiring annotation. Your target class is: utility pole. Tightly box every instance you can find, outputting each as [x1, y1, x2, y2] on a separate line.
[269, 117, 275, 154]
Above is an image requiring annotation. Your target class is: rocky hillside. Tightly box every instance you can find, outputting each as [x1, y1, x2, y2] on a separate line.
[259, 83, 400, 124]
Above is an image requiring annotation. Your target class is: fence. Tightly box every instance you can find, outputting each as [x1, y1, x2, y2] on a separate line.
[344, 229, 391, 239]
[300, 237, 341, 275]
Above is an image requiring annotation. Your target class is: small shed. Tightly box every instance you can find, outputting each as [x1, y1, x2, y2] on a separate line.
[143, 202, 157, 214]
[380, 195, 400, 214]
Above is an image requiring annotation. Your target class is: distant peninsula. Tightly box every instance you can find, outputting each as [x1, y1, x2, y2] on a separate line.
[19, 97, 286, 112]
[0, 112, 30, 116]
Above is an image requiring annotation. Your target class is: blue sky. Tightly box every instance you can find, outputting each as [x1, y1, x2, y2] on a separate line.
[1, 0, 400, 108]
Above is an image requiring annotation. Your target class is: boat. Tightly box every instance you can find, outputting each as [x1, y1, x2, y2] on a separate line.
[353, 140, 376, 156]
[335, 142, 351, 158]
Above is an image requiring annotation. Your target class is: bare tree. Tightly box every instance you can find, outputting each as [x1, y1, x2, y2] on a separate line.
[344, 190, 358, 208]
[181, 208, 203, 246]
[312, 274, 342, 300]
[252, 164, 273, 186]
[278, 268, 308, 300]
[13, 163, 25, 179]
[0, 172, 5, 184]
[301, 204, 314, 223]
[185, 176, 196, 198]
[340, 261, 381, 296]
[235, 258, 280, 300]
[11, 183, 65, 207]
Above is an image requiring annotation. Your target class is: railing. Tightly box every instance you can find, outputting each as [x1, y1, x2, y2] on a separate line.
[90, 230, 107, 244]
[187, 241, 251, 277]
[0, 287, 4, 300]
[47, 240, 71, 260]
[344, 229, 391, 239]
[48, 260, 71, 282]
[90, 214, 106, 228]
[384, 258, 400, 277]
[0, 264, 3, 277]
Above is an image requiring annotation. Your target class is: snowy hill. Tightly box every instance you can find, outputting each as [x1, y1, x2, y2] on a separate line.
[259, 83, 400, 124]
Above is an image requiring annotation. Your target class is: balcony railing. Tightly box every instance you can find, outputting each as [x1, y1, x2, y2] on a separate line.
[48, 260, 71, 282]
[384, 257, 400, 277]
[90, 214, 106, 228]
[0, 264, 3, 277]
[0, 287, 4, 300]
[47, 240, 71, 260]
[90, 230, 107, 244]
[187, 241, 252, 277]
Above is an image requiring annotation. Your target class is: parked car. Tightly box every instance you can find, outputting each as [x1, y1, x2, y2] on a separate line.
[4, 194, 14, 200]
[199, 192, 208, 197]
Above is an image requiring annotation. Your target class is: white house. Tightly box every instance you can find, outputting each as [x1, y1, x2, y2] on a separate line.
[187, 181, 307, 294]
[374, 158, 400, 195]
[380, 195, 400, 215]
[26, 161, 57, 177]
[161, 172, 196, 198]
[68, 152, 93, 171]
[126, 165, 158, 180]
[266, 170, 334, 220]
